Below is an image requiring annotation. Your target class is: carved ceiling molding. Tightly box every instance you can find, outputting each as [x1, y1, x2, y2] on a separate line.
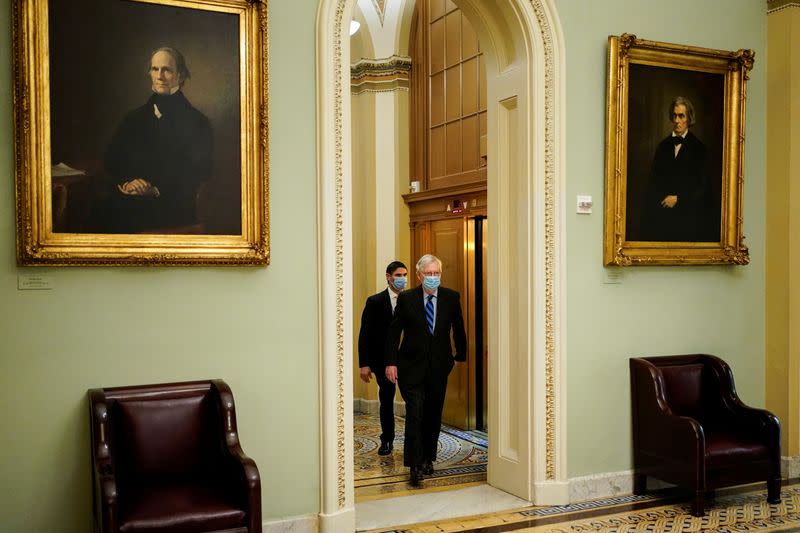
[351, 55, 411, 93]
[372, 0, 386, 25]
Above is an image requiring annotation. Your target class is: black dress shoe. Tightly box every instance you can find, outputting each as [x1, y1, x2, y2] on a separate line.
[409, 467, 423, 487]
[422, 460, 434, 476]
[378, 441, 393, 456]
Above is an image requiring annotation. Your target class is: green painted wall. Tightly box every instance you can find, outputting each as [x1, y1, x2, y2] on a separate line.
[557, 0, 767, 477]
[0, 0, 320, 531]
[0, 0, 772, 528]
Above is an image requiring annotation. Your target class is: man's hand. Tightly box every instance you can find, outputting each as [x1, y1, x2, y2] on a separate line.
[660, 195, 678, 208]
[118, 178, 160, 197]
[359, 366, 373, 383]
[385, 365, 398, 384]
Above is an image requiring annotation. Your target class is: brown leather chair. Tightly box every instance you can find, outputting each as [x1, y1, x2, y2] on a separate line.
[89, 380, 261, 532]
[630, 354, 781, 516]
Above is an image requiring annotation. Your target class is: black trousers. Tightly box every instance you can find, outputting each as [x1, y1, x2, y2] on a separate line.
[374, 368, 396, 444]
[398, 372, 448, 468]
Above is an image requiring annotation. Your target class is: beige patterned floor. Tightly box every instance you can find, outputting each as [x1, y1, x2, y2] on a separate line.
[355, 413, 487, 500]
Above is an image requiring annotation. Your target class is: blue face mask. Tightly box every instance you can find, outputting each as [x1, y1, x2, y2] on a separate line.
[422, 275, 440, 290]
[392, 277, 407, 290]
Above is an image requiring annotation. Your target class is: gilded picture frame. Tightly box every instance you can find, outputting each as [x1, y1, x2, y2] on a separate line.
[603, 34, 753, 266]
[13, 0, 269, 266]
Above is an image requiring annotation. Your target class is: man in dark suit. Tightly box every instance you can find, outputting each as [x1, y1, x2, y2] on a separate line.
[643, 96, 713, 242]
[358, 260, 409, 456]
[385, 254, 467, 487]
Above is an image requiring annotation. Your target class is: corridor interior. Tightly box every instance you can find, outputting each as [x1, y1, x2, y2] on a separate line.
[356, 479, 800, 532]
[353, 411, 530, 531]
[353, 411, 800, 532]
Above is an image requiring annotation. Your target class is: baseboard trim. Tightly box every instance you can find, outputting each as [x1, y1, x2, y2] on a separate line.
[533, 479, 570, 505]
[319, 506, 355, 533]
[569, 470, 634, 502]
[568, 460, 800, 504]
[783, 455, 800, 478]
[353, 397, 405, 417]
[263, 513, 318, 533]
[569, 470, 678, 502]
[276, 463, 800, 532]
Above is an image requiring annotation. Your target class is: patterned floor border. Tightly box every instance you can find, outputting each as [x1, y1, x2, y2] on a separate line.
[364, 481, 800, 533]
[519, 493, 657, 516]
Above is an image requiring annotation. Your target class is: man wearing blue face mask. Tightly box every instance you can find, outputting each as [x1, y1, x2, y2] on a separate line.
[358, 260, 409, 456]
[385, 254, 467, 487]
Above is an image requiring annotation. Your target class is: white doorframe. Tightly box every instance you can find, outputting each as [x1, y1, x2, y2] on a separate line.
[316, 1, 568, 530]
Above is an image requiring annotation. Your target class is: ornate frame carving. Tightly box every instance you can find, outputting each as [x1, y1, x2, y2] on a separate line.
[12, 0, 269, 266]
[603, 34, 752, 266]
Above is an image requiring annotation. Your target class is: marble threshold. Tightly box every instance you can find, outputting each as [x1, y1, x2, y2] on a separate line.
[355, 483, 531, 531]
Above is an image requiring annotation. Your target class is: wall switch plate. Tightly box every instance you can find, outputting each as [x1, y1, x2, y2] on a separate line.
[577, 195, 592, 214]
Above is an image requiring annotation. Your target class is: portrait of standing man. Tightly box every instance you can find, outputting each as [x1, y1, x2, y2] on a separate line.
[357, 260, 409, 456]
[604, 35, 751, 266]
[385, 254, 467, 487]
[623, 63, 724, 245]
[643, 96, 712, 242]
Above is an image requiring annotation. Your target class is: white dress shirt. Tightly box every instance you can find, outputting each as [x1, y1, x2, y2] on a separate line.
[673, 132, 688, 157]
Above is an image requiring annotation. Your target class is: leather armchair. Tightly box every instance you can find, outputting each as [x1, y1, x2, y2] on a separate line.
[89, 380, 261, 532]
[630, 354, 780, 516]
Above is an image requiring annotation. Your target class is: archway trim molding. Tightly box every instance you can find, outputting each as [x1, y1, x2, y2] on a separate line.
[316, 0, 567, 530]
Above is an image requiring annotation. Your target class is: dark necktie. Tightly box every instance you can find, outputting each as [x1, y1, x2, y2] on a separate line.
[672, 136, 683, 146]
[425, 294, 435, 334]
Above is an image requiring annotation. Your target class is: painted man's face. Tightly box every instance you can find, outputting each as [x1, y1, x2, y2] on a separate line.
[150, 51, 181, 95]
[671, 104, 689, 135]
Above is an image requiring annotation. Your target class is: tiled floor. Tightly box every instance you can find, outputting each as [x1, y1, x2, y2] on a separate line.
[358, 481, 800, 533]
[354, 413, 800, 532]
[355, 413, 487, 501]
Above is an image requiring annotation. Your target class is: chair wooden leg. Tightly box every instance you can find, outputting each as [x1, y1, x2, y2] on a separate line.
[767, 477, 781, 504]
[691, 490, 705, 517]
[632, 473, 647, 495]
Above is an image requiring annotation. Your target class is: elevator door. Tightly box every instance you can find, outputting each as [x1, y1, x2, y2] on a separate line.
[423, 216, 487, 430]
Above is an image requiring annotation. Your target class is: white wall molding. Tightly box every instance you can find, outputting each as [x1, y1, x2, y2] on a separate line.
[569, 471, 675, 502]
[569, 470, 636, 502]
[317, 0, 568, 527]
[783, 455, 800, 479]
[534, 480, 570, 505]
[319, 507, 355, 533]
[316, 0, 355, 526]
[568, 465, 800, 504]
[263, 514, 319, 533]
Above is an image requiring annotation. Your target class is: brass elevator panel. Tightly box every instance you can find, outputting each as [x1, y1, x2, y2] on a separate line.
[411, 215, 487, 430]
[406, 0, 489, 430]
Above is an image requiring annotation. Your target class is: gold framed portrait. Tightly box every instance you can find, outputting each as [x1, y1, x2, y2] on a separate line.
[603, 34, 753, 266]
[13, 0, 269, 266]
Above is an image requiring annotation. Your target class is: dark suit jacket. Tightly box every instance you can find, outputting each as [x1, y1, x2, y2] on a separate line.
[385, 285, 467, 384]
[103, 91, 212, 232]
[358, 288, 393, 370]
[644, 131, 712, 242]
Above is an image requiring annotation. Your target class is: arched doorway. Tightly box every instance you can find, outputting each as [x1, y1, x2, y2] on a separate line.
[316, 1, 567, 530]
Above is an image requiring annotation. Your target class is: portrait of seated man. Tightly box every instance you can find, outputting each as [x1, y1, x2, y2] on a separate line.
[98, 46, 212, 233]
[642, 96, 715, 242]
